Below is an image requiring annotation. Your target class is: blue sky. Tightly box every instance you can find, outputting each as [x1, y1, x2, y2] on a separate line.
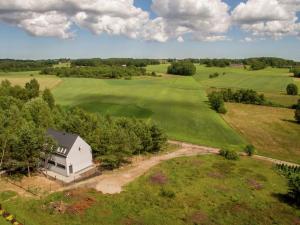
[0, 0, 300, 60]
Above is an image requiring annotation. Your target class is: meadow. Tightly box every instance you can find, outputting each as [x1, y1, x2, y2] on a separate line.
[52, 76, 246, 149]
[148, 64, 300, 106]
[1, 155, 299, 225]
[223, 103, 300, 164]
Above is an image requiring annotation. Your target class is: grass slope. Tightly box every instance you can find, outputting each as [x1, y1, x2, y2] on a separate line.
[52, 77, 246, 149]
[148, 64, 300, 106]
[223, 103, 300, 164]
[1, 155, 299, 225]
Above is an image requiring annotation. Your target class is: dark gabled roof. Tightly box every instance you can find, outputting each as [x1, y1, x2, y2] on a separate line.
[46, 128, 79, 157]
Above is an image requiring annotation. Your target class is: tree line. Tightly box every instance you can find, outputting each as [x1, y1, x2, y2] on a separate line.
[199, 57, 299, 69]
[0, 59, 57, 72]
[0, 79, 167, 175]
[71, 58, 160, 67]
[41, 65, 147, 79]
[167, 61, 196, 76]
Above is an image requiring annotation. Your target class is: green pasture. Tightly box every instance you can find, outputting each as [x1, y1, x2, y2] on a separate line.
[52, 76, 246, 149]
[148, 64, 299, 106]
[1, 155, 299, 225]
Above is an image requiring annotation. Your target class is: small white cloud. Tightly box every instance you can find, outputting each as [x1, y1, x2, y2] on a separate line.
[177, 36, 184, 42]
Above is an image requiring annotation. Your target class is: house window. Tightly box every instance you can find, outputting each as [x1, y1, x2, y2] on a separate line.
[48, 160, 55, 165]
[57, 163, 66, 169]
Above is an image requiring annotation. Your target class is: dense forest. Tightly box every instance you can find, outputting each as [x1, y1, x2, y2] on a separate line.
[0, 59, 57, 72]
[0, 79, 167, 175]
[41, 65, 147, 79]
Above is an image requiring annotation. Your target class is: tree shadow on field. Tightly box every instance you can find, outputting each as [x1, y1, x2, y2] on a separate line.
[281, 119, 299, 125]
[271, 193, 300, 209]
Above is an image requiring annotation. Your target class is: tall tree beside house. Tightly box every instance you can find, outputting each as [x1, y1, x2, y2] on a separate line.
[42, 88, 55, 109]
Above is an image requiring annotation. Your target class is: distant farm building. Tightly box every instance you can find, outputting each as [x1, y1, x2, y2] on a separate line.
[44, 129, 93, 177]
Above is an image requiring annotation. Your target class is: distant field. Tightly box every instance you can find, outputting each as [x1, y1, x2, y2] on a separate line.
[1, 155, 299, 225]
[223, 103, 300, 164]
[52, 77, 246, 149]
[0, 72, 62, 90]
[148, 64, 299, 106]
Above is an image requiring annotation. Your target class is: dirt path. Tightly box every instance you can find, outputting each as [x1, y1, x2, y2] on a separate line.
[60, 141, 219, 194]
[60, 140, 299, 195]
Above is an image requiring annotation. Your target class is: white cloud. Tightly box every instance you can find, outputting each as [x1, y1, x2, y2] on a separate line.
[177, 36, 184, 42]
[232, 0, 300, 39]
[0, 0, 149, 39]
[150, 0, 231, 42]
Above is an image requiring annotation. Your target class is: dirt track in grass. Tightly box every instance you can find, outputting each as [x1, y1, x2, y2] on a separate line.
[60, 141, 298, 195]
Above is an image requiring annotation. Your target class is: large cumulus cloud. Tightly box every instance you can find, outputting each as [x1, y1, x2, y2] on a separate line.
[0, 0, 300, 41]
[232, 0, 300, 39]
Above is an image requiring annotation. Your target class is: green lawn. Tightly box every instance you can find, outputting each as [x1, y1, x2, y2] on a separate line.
[1, 155, 299, 225]
[52, 76, 246, 149]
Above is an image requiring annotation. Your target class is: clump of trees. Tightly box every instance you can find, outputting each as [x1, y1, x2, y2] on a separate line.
[0, 59, 56, 72]
[200, 59, 231, 67]
[0, 79, 167, 174]
[167, 61, 196, 76]
[208, 92, 227, 114]
[276, 164, 300, 205]
[211, 89, 265, 105]
[219, 149, 239, 160]
[286, 84, 298, 96]
[41, 65, 146, 79]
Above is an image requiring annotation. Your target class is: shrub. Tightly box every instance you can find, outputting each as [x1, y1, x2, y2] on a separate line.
[208, 92, 227, 114]
[151, 71, 157, 76]
[220, 149, 239, 160]
[286, 83, 298, 95]
[160, 187, 176, 198]
[167, 61, 196, 76]
[288, 173, 300, 205]
[292, 67, 300, 78]
[244, 145, 255, 156]
[209, 72, 219, 79]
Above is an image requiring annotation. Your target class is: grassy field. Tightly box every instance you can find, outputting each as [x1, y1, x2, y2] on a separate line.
[52, 76, 246, 149]
[0, 72, 62, 90]
[148, 64, 300, 106]
[223, 103, 300, 164]
[1, 155, 299, 225]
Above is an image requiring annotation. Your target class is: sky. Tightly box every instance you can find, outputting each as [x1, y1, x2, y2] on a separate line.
[0, 0, 300, 60]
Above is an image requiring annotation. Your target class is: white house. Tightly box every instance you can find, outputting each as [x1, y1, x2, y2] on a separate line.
[45, 129, 93, 177]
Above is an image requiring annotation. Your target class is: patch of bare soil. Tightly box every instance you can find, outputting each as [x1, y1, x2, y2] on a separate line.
[293, 217, 300, 225]
[247, 179, 264, 190]
[67, 196, 96, 215]
[186, 210, 209, 225]
[47, 201, 68, 214]
[207, 171, 224, 179]
[149, 171, 168, 185]
[231, 202, 250, 213]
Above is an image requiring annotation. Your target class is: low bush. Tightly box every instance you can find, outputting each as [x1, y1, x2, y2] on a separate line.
[209, 72, 219, 79]
[295, 100, 300, 123]
[286, 83, 298, 96]
[220, 149, 239, 160]
[160, 187, 176, 198]
[244, 145, 255, 156]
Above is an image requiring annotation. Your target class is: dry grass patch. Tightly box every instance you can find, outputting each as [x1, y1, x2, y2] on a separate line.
[223, 103, 300, 164]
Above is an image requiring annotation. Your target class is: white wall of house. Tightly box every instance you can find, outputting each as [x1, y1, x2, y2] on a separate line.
[66, 137, 93, 175]
[47, 154, 68, 176]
